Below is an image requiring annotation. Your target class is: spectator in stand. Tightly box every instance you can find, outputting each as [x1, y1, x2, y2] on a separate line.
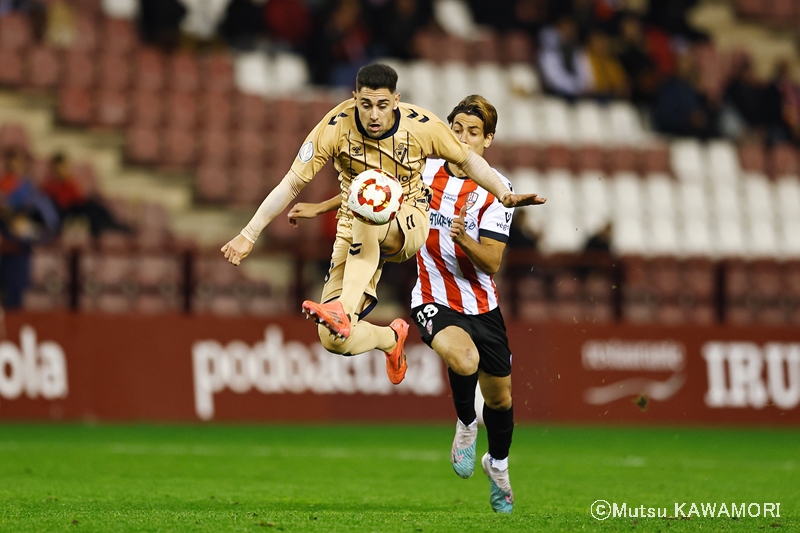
[721, 56, 768, 141]
[538, 16, 592, 101]
[507, 210, 539, 250]
[139, 0, 187, 50]
[0, 149, 59, 309]
[652, 51, 717, 139]
[220, 0, 267, 50]
[364, 0, 433, 60]
[645, 0, 706, 43]
[615, 14, 660, 105]
[263, 0, 311, 51]
[41, 153, 131, 239]
[584, 221, 612, 254]
[767, 59, 800, 144]
[586, 29, 629, 100]
[306, 0, 371, 87]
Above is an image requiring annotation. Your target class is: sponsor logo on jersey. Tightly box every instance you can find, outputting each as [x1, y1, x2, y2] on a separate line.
[298, 141, 314, 163]
[350, 144, 363, 157]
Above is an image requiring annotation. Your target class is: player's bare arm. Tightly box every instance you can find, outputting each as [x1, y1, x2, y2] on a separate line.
[288, 195, 340, 227]
[450, 205, 507, 275]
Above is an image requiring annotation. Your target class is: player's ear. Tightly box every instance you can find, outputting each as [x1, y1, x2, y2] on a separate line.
[393, 92, 401, 109]
[352, 91, 357, 101]
[484, 132, 494, 149]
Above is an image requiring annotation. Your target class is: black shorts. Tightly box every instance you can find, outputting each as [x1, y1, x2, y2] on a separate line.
[410, 302, 512, 377]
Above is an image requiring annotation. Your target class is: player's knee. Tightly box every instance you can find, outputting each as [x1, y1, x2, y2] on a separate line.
[484, 388, 513, 411]
[447, 347, 479, 376]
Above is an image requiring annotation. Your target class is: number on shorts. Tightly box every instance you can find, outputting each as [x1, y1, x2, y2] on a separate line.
[415, 304, 438, 326]
[406, 214, 415, 230]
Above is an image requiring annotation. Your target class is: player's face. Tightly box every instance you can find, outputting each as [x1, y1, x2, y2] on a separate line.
[353, 88, 400, 138]
[451, 113, 493, 156]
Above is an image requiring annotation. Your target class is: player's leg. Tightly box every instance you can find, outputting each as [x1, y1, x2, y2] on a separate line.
[474, 309, 514, 514]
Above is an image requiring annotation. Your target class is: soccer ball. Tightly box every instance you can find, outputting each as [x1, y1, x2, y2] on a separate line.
[347, 169, 404, 225]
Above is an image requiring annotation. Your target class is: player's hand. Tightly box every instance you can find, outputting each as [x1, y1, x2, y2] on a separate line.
[221, 234, 254, 266]
[502, 193, 546, 208]
[450, 205, 467, 244]
[287, 202, 320, 227]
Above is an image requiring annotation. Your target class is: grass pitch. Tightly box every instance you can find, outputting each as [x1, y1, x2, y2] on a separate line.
[0, 423, 797, 532]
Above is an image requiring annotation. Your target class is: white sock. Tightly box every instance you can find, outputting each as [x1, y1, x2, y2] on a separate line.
[490, 456, 508, 471]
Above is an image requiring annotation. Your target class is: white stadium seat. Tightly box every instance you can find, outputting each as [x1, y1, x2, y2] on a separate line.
[506, 97, 540, 143]
[272, 52, 309, 95]
[234, 52, 271, 97]
[679, 215, 713, 257]
[676, 182, 709, 221]
[606, 101, 644, 146]
[778, 219, 800, 258]
[612, 212, 646, 255]
[744, 218, 778, 258]
[710, 181, 741, 221]
[573, 100, 606, 146]
[507, 63, 540, 95]
[705, 139, 740, 184]
[578, 170, 610, 234]
[542, 212, 585, 253]
[647, 216, 680, 256]
[713, 218, 745, 257]
[540, 97, 572, 144]
[644, 173, 676, 220]
[612, 172, 643, 218]
[774, 176, 800, 224]
[544, 169, 577, 216]
[741, 172, 774, 220]
[670, 138, 705, 183]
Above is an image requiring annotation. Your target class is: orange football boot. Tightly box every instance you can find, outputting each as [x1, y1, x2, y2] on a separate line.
[384, 319, 409, 384]
[302, 300, 351, 339]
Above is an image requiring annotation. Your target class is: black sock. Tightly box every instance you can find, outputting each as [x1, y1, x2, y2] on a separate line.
[448, 368, 478, 425]
[483, 404, 514, 460]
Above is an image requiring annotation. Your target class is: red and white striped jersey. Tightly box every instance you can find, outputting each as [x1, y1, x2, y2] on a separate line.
[411, 159, 515, 315]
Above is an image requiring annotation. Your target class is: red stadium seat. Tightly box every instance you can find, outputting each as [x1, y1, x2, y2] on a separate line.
[134, 47, 166, 93]
[233, 129, 267, 168]
[73, 0, 102, 16]
[126, 125, 160, 165]
[271, 97, 303, 134]
[161, 127, 197, 168]
[0, 48, 24, 86]
[200, 91, 232, 130]
[94, 89, 129, 127]
[518, 300, 549, 322]
[134, 254, 181, 286]
[71, 162, 98, 196]
[505, 143, 538, 169]
[168, 53, 200, 93]
[164, 91, 198, 130]
[235, 93, 268, 131]
[543, 144, 571, 170]
[641, 142, 670, 174]
[230, 164, 267, 206]
[198, 128, 231, 166]
[0, 123, 30, 152]
[412, 29, 442, 63]
[101, 18, 137, 56]
[195, 162, 231, 202]
[0, 13, 33, 50]
[575, 145, 604, 173]
[469, 32, 499, 64]
[72, 14, 99, 52]
[553, 272, 581, 299]
[607, 146, 639, 173]
[62, 50, 95, 88]
[25, 46, 60, 89]
[98, 52, 132, 91]
[57, 86, 93, 126]
[130, 89, 164, 128]
[502, 31, 534, 64]
[203, 53, 234, 94]
[441, 35, 470, 63]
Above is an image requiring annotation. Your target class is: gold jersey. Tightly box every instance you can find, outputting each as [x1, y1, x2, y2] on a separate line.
[290, 99, 470, 226]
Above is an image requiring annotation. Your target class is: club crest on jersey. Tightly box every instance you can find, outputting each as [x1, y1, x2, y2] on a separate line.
[394, 143, 407, 164]
[350, 144, 363, 157]
[298, 141, 314, 163]
[465, 191, 479, 210]
[426, 319, 433, 335]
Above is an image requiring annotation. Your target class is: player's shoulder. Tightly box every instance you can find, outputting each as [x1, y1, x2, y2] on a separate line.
[492, 168, 514, 194]
[398, 102, 445, 132]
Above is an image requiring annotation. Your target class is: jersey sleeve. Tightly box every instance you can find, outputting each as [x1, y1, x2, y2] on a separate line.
[290, 103, 346, 183]
[413, 114, 470, 165]
[479, 178, 515, 243]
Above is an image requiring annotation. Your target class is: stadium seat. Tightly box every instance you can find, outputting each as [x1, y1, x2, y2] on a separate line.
[612, 212, 646, 255]
[0, 48, 24, 86]
[606, 101, 645, 146]
[577, 170, 610, 234]
[543, 144, 571, 170]
[441, 34, 470, 63]
[0, 12, 33, 51]
[612, 171, 644, 218]
[574, 145, 604, 172]
[272, 52, 310, 95]
[505, 98, 540, 143]
[161, 127, 197, 168]
[573, 101, 606, 146]
[542, 213, 584, 253]
[644, 173, 676, 220]
[739, 141, 766, 173]
[714, 218, 746, 257]
[670, 138, 705, 182]
[198, 128, 231, 167]
[235, 52, 271, 97]
[506, 63, 539, 96]
[778, 219, 800, 257]
[195, 162, 230, 203]
[0, 122, 30, 152]
[72, 14, 100, 52]
[126, 125, 160, 165]
[57, 86, 93, 126]
[474, 62, 508, 110]
[230, 164, 267, 207]
[502, 31, 534, 64]
[25, 46, 60, 89]
[233, 129, 267, 169]
[235, 93, 269, 132]
[164, 91, 198, 130]
[540, 98, 573, 144]
[774, 176, 800, 223]
[134, 47, 166, 93]
[648, 217, 680, 257]
[130, 89, 164, 128]
[94, 89, 129, 127]
[98, 52, 131, 91]
[101, 17, 137, 56]
[62, 50, 95, 89]
[204, 53, 235, 94]
[640, 142, 671, 174]
[169, 53, 200, 93]
[743, 218, 778, 258]
[710, 181, 742, 221]
[705, 139, 740, 183]
[741, 172, 774, 219]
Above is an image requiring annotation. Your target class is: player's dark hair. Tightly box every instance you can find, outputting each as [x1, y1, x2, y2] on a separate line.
[356, 64, 398, 93]
[447, 95, 497, 137]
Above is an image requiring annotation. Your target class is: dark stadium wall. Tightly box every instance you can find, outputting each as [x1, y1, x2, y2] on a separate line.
[0, 312, 798, 425]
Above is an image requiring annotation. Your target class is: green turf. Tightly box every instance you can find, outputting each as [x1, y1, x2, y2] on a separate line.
[0, 423, 797, 532]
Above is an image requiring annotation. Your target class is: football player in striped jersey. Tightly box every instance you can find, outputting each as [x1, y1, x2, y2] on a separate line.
[288, 95, 545, 513]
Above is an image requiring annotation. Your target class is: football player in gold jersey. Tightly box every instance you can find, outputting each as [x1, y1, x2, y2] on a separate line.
[222, 64, 544, 384]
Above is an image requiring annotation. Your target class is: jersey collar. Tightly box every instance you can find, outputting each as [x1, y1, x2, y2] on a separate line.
[444, 162, 468, 180]
[355, 107, 401, 140]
